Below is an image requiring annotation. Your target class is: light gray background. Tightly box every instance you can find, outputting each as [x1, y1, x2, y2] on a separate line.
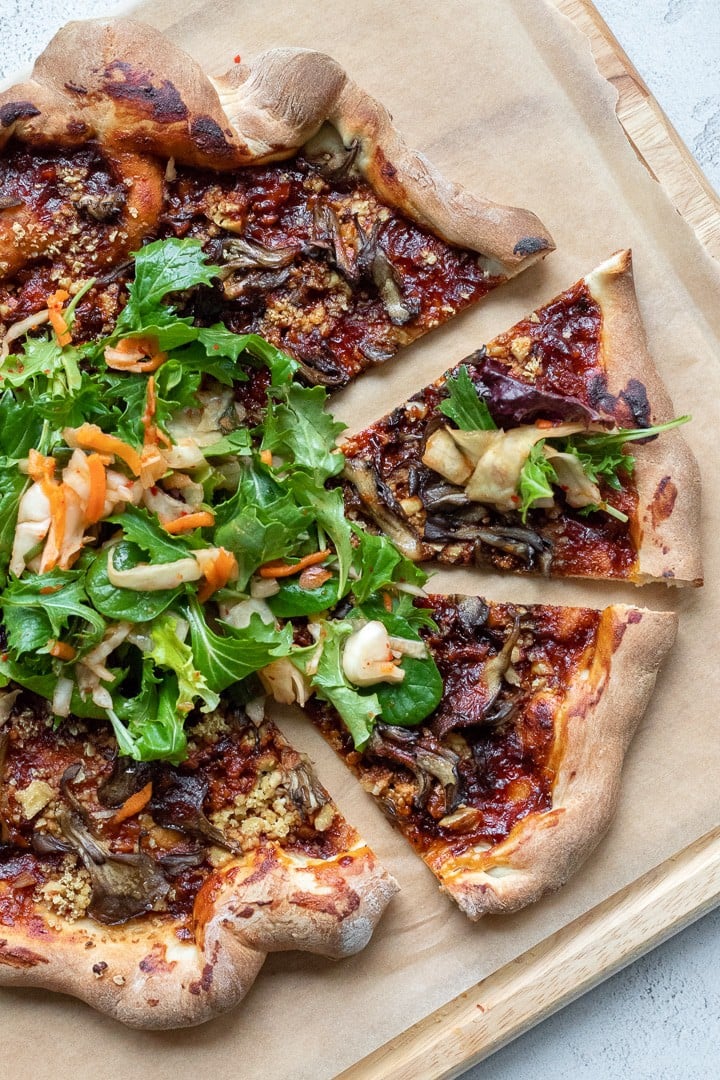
[0, 2, 718, 1077]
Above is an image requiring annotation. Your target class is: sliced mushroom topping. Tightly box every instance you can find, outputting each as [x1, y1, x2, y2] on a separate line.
[57, 807, 171, 925]
[287, 759, 328, 815]
[31, 831, 75, 857]
[419, 480, 471, 514]
[97, 756, 153, 809]
[223, 267, 293, 300]
[150, 771, 239, 854]
[424, 518, 553, 572]
[456, 597, 490, 637]
[480, 618, 521, 714]
[309, 203, 358, 282]
[357, 220, 417, 326]
[344, 459, 426, 561]
[157, 849, 206, 875]
[217, 236, 297, 272]
[358, 341, 395, 364]
[304, 124, 361, 181]
[77, 190, 125, 222]
[0, 196, 24, 211]
[367, 725, 462, 814]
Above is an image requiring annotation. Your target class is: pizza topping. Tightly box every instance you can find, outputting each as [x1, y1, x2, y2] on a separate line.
[342, 621, 406, 687]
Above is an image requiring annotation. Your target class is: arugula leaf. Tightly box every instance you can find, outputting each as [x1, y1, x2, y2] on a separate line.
[149, 614, 219, 714]
[214, 461, 312, 586]
[350, 527, 428, 603]
[111, 666, 187, 764]
[261, 383, 345, 480]
[0, 391, 44, 459]
[268, 575, 342, 617]
[195, 328, 296, 385]
[304, 620, 381, 750]
[518, 441, 557, 521]
[86, 543, 183, 621]
[202, 429, 255, 458]
[352, 601, 443, 727]
[0, 569, 106, 655]
[0, 336, 83, 396]
[115, 238, 220, 337]
[0, 470, 27, 585]
[184, 596, 293, 693]
[0, 655, 109, 719]
[558, 417, 690, 490]
[109, 506, 197, 563]
[439, 366, 497, 431]
[289, 476, 352, 594]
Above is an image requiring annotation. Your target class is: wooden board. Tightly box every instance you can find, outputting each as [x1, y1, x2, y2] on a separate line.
[341, 3, 720, 1076]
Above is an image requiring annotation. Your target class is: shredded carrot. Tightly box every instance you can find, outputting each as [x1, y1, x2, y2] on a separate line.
[260, 449, 273, 466]
[197, 547, 239, 603]
[47, 289, 71, 347]
[259, 549, 331, 579]
[48, 639, 76, 661]
[110, 781, 153, 826]
[65, 424, 143, 476]
[381, 590, 393, 612]
[27, 451, 66, 572]
[84, 453, 107, 525]
[39, 585, 62, 595]
[27, 448, 56, 485]
[104, 336, 167, 373]
[535, 419, 553, 430]
[162, 511, 215, 535]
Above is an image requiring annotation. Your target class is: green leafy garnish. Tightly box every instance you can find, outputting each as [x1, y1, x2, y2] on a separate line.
[439, 366, 497, 431]
[517, 441, 556, 522]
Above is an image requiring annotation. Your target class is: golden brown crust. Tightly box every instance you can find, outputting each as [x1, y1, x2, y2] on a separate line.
[584, 250, 703, 586]
[427, 606, 677, 918]
[0, 840, 397, 1029]
[0, 17, 553, 273]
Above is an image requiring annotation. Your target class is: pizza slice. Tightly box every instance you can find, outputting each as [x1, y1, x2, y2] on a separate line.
[341, 250, 703, 585]
[305, 594, 676, 918]
[0, 691, 396, 1028]
[0, 17, 553, 388]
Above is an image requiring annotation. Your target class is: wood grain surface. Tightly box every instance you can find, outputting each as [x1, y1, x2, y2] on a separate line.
[342, 1, 720, 1074]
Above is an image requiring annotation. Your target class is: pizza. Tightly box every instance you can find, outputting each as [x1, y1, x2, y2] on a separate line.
[0, 694, 397, 1027]
[0, 17, 553, 389]
[341, 250, 703, 586]
[307, 595, 675, 917]
[0, 16, 698, 1035]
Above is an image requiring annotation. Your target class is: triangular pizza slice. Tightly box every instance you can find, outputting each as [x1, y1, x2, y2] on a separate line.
[0, 693, 397, 1027]
[0, 17, 553, 389]
[306, 594, 676, 918]
[341, 250, 702, 585]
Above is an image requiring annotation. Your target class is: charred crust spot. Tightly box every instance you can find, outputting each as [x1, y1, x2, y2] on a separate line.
[513, 236, 550, 256]
[189, 115, 236, 156]
[103, 62, 189, 124]
[338, 855, 353, 868]
[619, 378, 651, 428]
[0, 940, 48, 967]
[588, 375, 651, 427]
[92, 961, 108, 976]
[237, 905, 255, 918]
[650, 476, 678, 527]
[0, 102, 41, 128]
[289, 889, 360, 918]
[188, 962, 214, 996]
[64, 82, 88, 95]
[147, 998, 159, 1007]
[66, 119, 89, 137]
[139, 944, 175, 974]
[627, 610, 643, 624]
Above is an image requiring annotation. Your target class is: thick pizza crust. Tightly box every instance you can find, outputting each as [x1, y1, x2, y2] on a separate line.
[585, 250, 703, 586]
[0, 17, 553, 274]
[0, 839, 396, 1029]
[425, 605, 677, 918]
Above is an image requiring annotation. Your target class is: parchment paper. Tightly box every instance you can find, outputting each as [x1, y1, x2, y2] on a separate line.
[4, 2, 720, 1077]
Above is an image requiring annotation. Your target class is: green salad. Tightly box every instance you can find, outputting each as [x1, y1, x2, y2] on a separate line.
[0, 238, 442, 764]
